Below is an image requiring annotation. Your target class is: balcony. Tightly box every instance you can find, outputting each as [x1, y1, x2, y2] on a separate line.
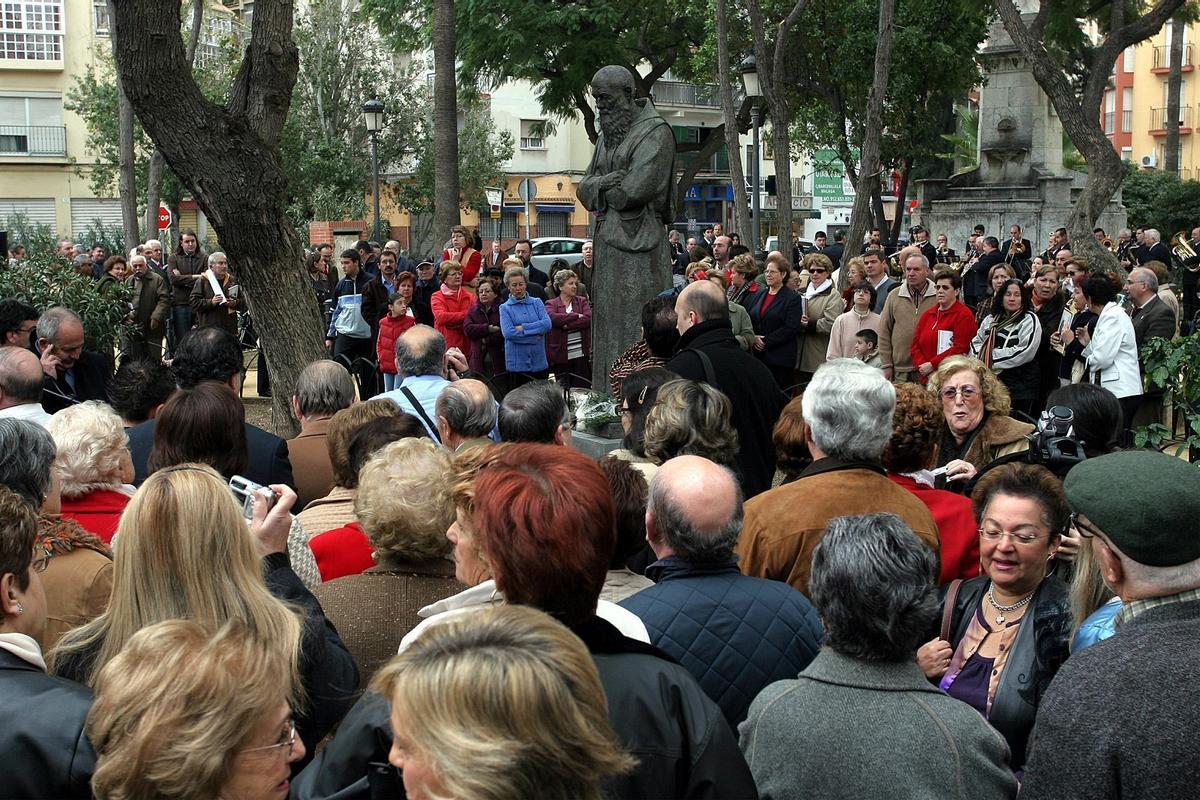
[651, 80, 720, 108]
[1149, 105, 1193, 134]
[0, 124, 66, 156]
[1152, 44, 1194, 72]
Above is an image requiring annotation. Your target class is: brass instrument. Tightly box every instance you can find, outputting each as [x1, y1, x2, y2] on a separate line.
[1101, 237, 1116, 254]
[1172, 230, 1200, 272]
[1005, 238, 1027, 264]
[887, 250, 904, 275]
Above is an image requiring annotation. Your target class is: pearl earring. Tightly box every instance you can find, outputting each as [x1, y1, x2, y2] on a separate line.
[13, 603, 23, 614]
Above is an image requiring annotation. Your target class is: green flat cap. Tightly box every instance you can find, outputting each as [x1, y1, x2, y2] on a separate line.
[1064, 450, 1200, 567]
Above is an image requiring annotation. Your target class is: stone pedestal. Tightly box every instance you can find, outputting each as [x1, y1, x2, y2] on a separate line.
[917, 6, 1125, 249]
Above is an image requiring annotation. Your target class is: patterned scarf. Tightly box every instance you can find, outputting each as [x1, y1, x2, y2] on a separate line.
[35, 516, 112, 561]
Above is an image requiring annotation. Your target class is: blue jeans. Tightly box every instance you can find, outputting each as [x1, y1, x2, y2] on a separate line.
[171, 304, 195, 353]
[383, 372, 398, 392]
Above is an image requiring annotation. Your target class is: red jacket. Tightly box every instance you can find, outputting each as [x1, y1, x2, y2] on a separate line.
[376, 313, 416, 374]
[431, 287, 476, 356]
[888, 473, 980, 584]
[544, 295, 592, 366]
[441, 249, 482, 284]
[59, 489, 131, 544]
[309, 522, 375, 582]
[910, 301, 978, 384]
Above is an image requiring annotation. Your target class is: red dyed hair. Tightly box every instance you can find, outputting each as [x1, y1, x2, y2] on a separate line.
[472, 444, 615, 625]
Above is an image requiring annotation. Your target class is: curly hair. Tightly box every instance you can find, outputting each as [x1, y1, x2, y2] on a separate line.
[355, 438, 454, 561]
[326, 399, 402, 488]
[972, 462, 1070, 539]
[552, 268, 578, 293]
[926, 355, 1012, 417]
[439, 259, 462, 280]
[727, 253, 758, 277]
[643, 379, 738, 466]
[772, 395, 811, 482]
[843, 257, 867, 285]
[883, 383, 941, 474]
[45, 401, 130, 498]
[803, 252, 834, 273]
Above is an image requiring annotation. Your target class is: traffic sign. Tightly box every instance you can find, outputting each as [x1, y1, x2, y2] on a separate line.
[157, 206, 172, 230]
[485, 187, 503, 219]
[517, 178, 537, 201]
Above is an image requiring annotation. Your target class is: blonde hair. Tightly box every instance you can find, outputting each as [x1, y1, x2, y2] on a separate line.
[926, 355, 1013, 417]
[355, 439, 454, 560]
[439, 259, 462, 280]
[727, 253, 758, 277]
[49, 464, 302, 688]
[643, 379, 738, 466]
[45, 401, 129, 497]
[1069, 536, 1115, 647]
[327, 399, 400, 488]
[370, 606, 634, 800]
[844, 256, 867, 284]
[88, 619, 298, 800]
[803, 252, 833, 274]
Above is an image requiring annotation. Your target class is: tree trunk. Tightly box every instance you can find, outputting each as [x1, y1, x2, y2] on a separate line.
[1166, 17, 1184, 174]
[871, 184, 890, 247]
[111, 0, 325, 436]
[108, 0, 139, 250]
[994, 0, 1186, 274]
[432, 0, 460, 242]
[889, 158, 912, 244]
[845, 0, 895, 270]
[715, 0, 749, 239]
[771, 118, 794, 248]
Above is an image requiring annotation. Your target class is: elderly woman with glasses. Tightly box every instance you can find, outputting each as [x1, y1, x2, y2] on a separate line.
[87, 619, 305, 800]
[796, 253, 843, 383]
[916, 463, 1072, 775]
[927, 356, 1034, 491]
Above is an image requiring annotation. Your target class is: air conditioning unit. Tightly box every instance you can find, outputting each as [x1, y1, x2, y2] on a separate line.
[1141, 153, 1158, 168]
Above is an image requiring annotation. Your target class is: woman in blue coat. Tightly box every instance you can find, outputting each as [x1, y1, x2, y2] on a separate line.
[500, 265, 553, 379]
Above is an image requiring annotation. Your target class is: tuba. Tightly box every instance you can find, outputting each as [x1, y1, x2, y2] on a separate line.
[1171, 231, 1200, 271]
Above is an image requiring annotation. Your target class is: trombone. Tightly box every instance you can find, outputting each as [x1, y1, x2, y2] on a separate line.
[1005, 239, 1027, 263]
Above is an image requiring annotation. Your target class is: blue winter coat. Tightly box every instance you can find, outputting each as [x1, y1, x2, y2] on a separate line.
[499, 294, 552, 372]
[621, 556, 824, 726]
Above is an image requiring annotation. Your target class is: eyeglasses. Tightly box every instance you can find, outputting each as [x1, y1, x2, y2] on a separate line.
[242, 719, 296, 758]
[940, 385, 980, 401]
[978, 528, 1048, 546]
[1069, 511, 1103, 539]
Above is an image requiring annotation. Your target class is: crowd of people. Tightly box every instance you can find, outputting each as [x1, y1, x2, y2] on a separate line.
[0, 216, 1196, 800]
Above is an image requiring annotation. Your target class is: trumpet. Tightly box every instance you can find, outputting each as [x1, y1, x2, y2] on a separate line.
[1172, 231, 1200, 272]
[1101, 237, 1117, 254]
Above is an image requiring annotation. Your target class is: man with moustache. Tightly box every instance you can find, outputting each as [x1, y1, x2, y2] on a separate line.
[578, 64, 675, 389]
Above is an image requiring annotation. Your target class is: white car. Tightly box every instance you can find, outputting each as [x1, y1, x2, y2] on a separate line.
[529, 237, 587, 272]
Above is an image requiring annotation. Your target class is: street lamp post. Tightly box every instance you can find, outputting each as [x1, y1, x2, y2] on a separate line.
[362, 98, 385, 242]
[740, 57, 762, 254]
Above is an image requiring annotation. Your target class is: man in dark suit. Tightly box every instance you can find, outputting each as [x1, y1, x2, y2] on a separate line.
[911, 226, 938, 268]
[998, 224, 1033, 278]
[932, 233, 958, 266]
[126, 327, 294, 488]
[1127, 266, 1178, 427]
[1134, 228, 1172, 266]
[31, 307, 112, 415]
[1182, 225, 1200, 326]
[964, 236, 1004, 308]
[823, 230, 846, 268]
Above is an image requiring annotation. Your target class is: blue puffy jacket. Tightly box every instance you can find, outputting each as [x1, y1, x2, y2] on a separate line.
[499, 294, 551, 372]
[621, 556, 824, 726]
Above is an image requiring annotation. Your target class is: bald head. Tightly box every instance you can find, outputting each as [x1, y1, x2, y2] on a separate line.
[395, 324, 447, 379]
[591, 65, 635, 95]
[676, 280, 729, 336]
[646, 455, 743, 562]
[436, 378, 497, 445]
[0, 346, 46, 408]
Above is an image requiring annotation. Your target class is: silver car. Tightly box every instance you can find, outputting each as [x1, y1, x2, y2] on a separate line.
[529, 237, 587, 272]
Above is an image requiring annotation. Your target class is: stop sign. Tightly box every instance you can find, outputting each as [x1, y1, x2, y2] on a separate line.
[157, 206, 172, 230]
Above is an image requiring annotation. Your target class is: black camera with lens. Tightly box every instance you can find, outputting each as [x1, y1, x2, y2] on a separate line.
[1024, 405, 1087, 475]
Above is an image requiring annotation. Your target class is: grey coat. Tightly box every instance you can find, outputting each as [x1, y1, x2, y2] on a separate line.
[739, 648, 1017, 800]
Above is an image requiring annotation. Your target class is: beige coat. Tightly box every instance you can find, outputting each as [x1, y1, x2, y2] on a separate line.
[879, 279, 937, 375]
[799, 283, 843, 373]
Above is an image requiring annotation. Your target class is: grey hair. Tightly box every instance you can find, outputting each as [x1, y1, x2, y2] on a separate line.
[436, 383, 497, 438]
[0, 419, 57, 508]
[0, 347, 44, 403]
[207, 252, 227, 267]
[1133, 268, 1159, 292]
[498, 381, 568, 444]
[647, 464, 743, 562]
[294, 360, 356, 417]
[144, 239, 161, 249]
[1118, 228, 1131, 238]
[36, 306, 82, 343]
[503, 266, 529, 285]
[809, 513, 939, 662]
[903, 251, 930, 270]
[552, 269, 578, 293]
[802, 359, 895, 461]
[395, 325, 446, 379]
[1098, 532, 1200, 596]
[642, 379, 738, 466]
[1145, 228, 1161, 243]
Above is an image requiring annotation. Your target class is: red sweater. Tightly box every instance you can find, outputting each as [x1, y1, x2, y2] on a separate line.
[910, 301, 978, 384]
[431, 287, 476, 356]
[889, 474, 981, 584]
[440, 249, 482, 284]
[309, 522, 375, 582]
[59, 489, 131, 544]
[376, 313, 416, 374]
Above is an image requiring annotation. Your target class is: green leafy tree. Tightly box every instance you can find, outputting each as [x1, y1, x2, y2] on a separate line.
[1123, 167, 1184, 230]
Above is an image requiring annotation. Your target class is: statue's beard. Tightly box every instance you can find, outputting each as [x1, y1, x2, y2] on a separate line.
[599, 102, 635, 148]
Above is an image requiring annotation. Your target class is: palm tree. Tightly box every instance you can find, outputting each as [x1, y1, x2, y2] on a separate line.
[432, 0, 460, 242]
